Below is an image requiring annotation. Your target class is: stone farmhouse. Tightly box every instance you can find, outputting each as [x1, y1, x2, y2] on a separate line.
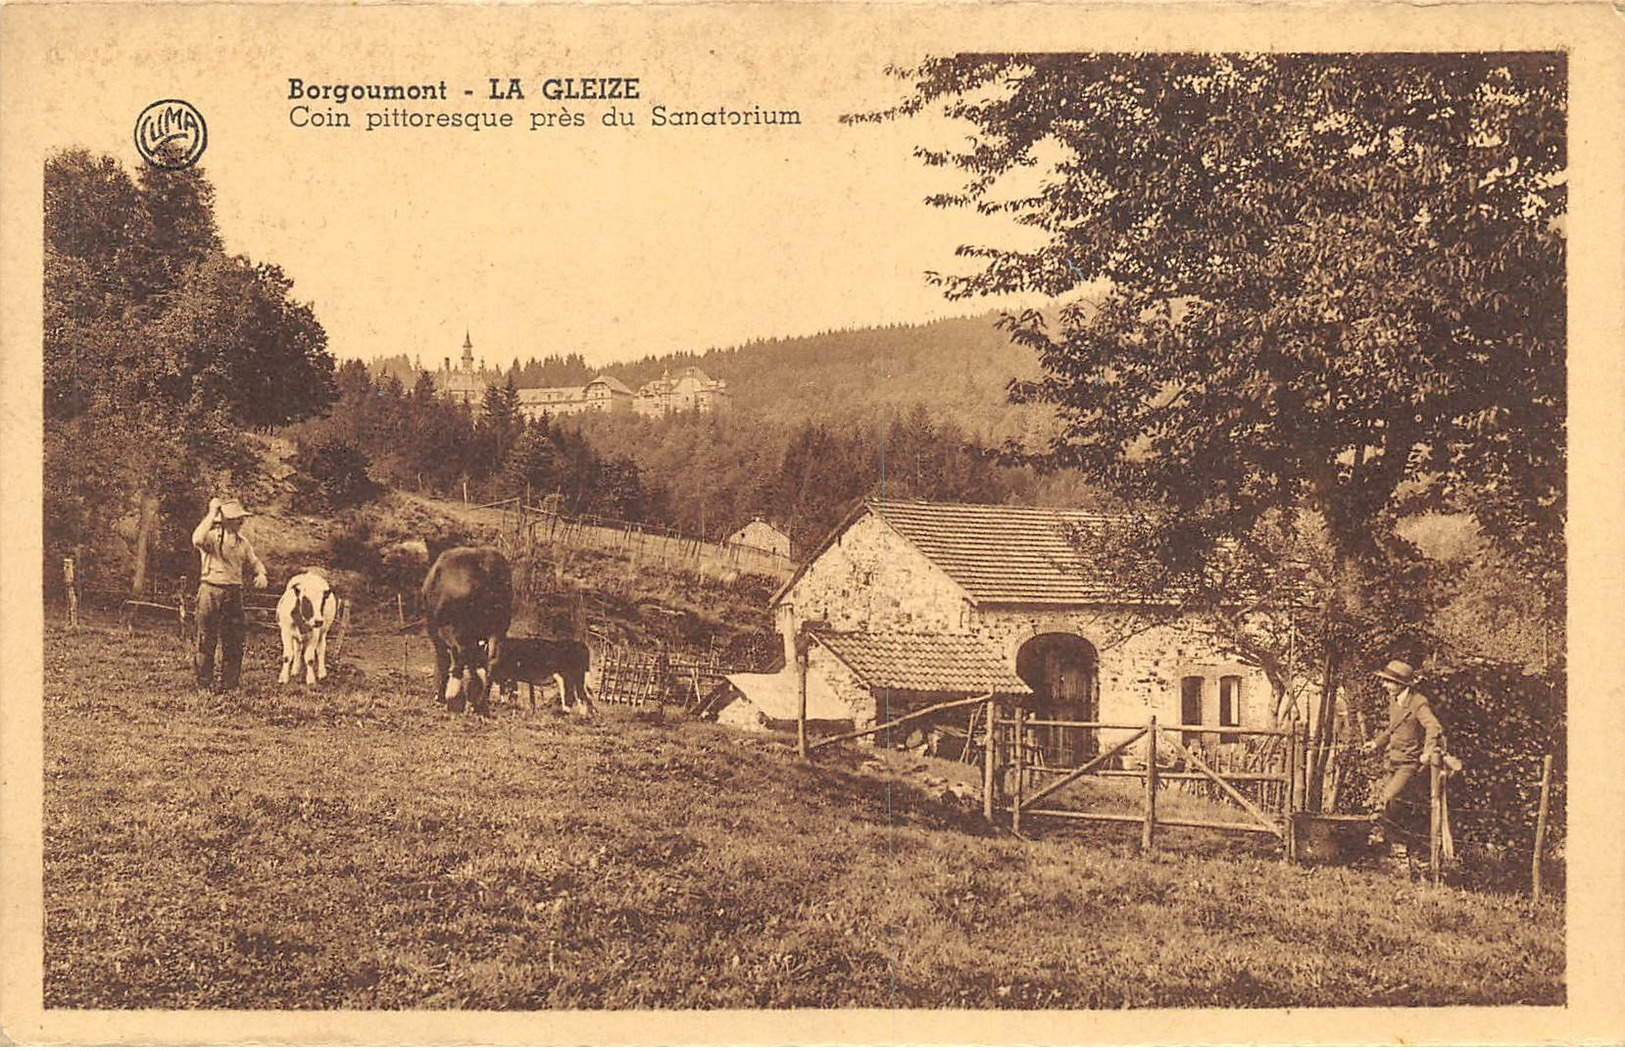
[724, 516, 792, 559]
[770, 499, 1273, 764]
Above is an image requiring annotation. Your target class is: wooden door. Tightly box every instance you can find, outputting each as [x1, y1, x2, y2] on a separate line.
[1016, 634, 1098, 767]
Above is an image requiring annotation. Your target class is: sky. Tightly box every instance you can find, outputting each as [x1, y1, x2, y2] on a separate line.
[22, 5, 1043, 369]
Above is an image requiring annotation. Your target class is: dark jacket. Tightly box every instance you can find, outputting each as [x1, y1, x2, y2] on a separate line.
[1373, 687, 1445, 766]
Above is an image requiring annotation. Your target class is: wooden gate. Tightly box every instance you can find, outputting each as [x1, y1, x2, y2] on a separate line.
[982, 702, 1307, 859]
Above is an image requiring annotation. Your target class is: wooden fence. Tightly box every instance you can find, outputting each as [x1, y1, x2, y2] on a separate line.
[795, 694, 1305, 855]
[986, 710, 1303, 854]
[99, 586, 352, 664]
[594, 644, 730, 710]
[491, 499, 796, 583]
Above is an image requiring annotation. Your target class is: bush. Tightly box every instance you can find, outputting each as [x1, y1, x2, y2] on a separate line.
[1431, 663, 1565, 860]
[326, 515, 383, 580]
[294, 438, 379, 508]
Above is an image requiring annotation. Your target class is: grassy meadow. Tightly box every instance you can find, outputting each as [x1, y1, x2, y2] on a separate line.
[43, 620, 1563, 1009]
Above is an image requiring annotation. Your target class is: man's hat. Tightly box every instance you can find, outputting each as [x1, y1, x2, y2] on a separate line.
[218, 499, 254, 520]
[1374, 659, 1417, 687]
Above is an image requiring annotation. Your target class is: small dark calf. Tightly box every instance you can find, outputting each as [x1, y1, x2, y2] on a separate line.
[492, 636, 595, 715]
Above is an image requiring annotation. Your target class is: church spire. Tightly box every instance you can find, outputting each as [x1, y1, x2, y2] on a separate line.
[461, 330, 474, 371]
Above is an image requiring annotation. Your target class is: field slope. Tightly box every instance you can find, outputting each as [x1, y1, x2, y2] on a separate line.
[44, 624, 1562, 1009]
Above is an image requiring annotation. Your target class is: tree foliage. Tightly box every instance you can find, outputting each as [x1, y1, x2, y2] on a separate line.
[293, 436, 379, 508]
[868, 53, 1565, 600]
[43, 148, 335, 589]
[369, 313, 1061, 448]
[287, 371, 666, 522]
[868, 53, 1566, 809]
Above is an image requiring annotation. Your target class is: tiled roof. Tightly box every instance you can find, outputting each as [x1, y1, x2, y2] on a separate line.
[869, 499, 1131, 606]
[813, 631, 1032, 695]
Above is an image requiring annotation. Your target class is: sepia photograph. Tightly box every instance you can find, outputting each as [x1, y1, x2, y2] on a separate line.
[2, 2, 1623, 1045]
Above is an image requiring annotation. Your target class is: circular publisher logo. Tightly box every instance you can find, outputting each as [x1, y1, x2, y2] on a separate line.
[134, 99, 207, 170]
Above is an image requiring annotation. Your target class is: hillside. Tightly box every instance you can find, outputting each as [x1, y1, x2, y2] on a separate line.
[158, 468, 780, 666]
[347, 314, 1095, 553]
[373, 313, 1064, 445]
[612, 313, 1058, 444]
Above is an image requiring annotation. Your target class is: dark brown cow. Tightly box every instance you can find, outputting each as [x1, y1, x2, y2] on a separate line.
[492, 636, 595, 716]
[421, 546, 513, 715]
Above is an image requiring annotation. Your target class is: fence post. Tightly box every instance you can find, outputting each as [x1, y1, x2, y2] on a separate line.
[1293, 722, 1308, 813]
[1012, 705, 1025, 836]
[1429, 762, 1442, 884]
[982, 699, 997, 824]
[1142, 715, 1158, 852]
[63, 557, 80, 630]
[1285, 719, 1301, 863]
[795, 630, 811, 761]
[331, 598, 351, 663]
[1533, 753, 1554, 904]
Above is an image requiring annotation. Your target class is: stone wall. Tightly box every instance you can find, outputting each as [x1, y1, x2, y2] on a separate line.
[775, 511, 972, 664]
[772, 509, 1283, 746]
[806, 647, 880, 726]
[972, 607, 1273, 748]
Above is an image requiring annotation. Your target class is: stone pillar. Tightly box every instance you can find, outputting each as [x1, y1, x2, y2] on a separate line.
[775, 603, 798, 670]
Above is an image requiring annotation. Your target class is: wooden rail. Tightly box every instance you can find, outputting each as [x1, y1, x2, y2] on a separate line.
[1052, 768, 1288, 783]
[1012, 717, 1290, 737]
[986, 705, 1307, 858]
[1020, 729, 1148, 811]
[807, 693, 992, 753]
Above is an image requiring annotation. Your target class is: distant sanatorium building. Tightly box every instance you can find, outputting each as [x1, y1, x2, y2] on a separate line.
[433, 332, 729, 419]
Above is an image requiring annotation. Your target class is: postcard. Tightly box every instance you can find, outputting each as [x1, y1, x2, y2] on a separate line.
[3, 1, 1623, 1045]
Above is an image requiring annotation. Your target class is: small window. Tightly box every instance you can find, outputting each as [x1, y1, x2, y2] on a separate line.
[1181, 676, 1204, 745]
[1219, 675, 1243, 743]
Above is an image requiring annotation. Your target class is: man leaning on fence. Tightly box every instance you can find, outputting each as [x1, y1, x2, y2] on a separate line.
[192, 497, 268, 691]
[1363, 659, 1445, 856]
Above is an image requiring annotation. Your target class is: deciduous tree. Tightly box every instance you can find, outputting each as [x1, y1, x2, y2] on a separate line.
[866, 53, 1566, 806]
[44, 149, 336, 591]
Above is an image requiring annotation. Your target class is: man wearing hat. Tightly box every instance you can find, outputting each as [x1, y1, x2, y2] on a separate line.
[1364, 659, 1446, 851]
[192, 497, 269, 690]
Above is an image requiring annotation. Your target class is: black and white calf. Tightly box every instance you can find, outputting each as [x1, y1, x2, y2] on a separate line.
[276, 570, 337, 685]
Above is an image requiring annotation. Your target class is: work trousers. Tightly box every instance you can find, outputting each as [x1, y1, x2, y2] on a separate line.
[1375, 761, 1428, 844]
[195, 582, 246, 689]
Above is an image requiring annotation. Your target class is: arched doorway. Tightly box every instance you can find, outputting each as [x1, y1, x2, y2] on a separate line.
[1015, 633, 1099, 767]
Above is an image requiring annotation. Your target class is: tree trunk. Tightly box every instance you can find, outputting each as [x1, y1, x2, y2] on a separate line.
[129, 490, 161, 595]
[1305, 641, 1340, 812]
